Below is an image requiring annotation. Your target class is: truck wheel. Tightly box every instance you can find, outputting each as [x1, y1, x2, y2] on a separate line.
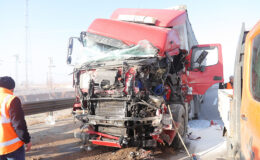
[170, 104, 186, 149]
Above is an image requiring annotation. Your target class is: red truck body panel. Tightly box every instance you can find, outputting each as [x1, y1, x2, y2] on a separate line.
[111, 8, 186, 28]
[87, 18, 180, 56]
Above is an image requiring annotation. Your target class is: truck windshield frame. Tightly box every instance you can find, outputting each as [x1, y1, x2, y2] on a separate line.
[251, 34, 260, 101]
[71, 34, 158, 67]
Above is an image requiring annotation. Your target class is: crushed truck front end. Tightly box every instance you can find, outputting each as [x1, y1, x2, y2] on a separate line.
[70, 33, 183, 148]
[67, 7, 223, 149]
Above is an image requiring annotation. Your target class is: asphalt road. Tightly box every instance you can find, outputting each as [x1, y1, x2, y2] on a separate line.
[199, 84, 222, 122]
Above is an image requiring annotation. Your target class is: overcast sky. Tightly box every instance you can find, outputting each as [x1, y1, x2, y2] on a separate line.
[0, 0, 259, 85]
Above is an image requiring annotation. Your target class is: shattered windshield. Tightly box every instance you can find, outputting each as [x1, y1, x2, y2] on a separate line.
[71, 35, 158, 67]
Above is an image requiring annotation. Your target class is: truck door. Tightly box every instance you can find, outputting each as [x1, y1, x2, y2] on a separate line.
[186, 44, 223, 95]
[240, 22, 260, 160]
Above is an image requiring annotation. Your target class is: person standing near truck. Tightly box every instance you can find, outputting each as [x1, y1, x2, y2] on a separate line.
[0, 76, 31, 160]
[225, 76, 234, 89]
[218, 76, 234, 89]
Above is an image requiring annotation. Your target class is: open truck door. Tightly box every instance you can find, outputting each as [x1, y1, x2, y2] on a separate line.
[186, 44, 223, 95]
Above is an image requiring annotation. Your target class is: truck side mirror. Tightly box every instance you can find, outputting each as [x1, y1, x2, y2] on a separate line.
[67, 37, 74, 65]
[67, 37, 84, 65]
[67, 55, 72, 64]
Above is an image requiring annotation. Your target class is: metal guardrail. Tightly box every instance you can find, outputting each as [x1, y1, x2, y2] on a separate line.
[22, 98, 74, 116]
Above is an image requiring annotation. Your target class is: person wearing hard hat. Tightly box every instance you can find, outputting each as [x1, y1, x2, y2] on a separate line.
[225, 76, 234, 89]
[0, 76, 31, 160]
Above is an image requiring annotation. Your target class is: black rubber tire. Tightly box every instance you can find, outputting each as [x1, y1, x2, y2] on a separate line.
[170, 104, 186, 149]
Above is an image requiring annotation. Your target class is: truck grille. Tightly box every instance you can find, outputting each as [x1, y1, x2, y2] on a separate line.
[95, 101, 126, 117]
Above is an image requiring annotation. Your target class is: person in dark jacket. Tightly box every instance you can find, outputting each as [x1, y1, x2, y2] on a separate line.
[0, 76, 31, 160]
[219, 76, 234, 89]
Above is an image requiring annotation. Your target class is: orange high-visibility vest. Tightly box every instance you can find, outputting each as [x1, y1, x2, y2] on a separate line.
[0, 88, 24, 155]
[226, 82, 233, 89]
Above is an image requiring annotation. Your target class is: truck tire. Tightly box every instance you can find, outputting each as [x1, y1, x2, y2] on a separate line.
[170, 104, 187, 149]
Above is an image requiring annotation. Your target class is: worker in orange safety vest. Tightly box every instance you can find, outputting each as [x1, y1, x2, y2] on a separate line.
[225, 76, 234, 89]
[0, 76, 31, 160]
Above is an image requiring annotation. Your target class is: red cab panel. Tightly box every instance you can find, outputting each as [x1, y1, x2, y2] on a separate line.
[87, 18, 180, 56]
[186, 44, 223, 95]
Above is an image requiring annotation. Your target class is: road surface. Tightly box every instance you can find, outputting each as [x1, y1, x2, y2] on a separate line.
[25, 85, 227, 160]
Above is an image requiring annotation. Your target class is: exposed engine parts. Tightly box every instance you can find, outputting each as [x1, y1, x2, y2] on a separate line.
[72, 53, 188, 148]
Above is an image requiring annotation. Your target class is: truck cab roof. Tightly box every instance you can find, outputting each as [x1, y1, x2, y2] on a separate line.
[110, 8, 187, 28]
[86, 7, 197, 56]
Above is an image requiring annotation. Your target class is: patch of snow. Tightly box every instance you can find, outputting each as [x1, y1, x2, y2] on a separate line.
[182, 86, 227, 159]
[188, 120, 225, 158]
[198, 141, 227, 160]
[187, 120, 225, 154]
[188, 120, 210, 129]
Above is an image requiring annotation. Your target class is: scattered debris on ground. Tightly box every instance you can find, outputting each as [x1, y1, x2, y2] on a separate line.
[26, 86, 227, 160]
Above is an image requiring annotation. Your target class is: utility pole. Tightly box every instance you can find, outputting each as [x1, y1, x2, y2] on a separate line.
[48, 57, 55, 89]
[46, 57, 56, 125]
[25, 0, 29, 88]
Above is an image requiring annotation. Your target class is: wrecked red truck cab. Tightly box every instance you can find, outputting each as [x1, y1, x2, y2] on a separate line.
[67, 7, 223, 149]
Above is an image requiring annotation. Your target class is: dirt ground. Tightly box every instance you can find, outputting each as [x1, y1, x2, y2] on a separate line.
[24, 86, 228, 160]
[25, 114, 186, 160]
